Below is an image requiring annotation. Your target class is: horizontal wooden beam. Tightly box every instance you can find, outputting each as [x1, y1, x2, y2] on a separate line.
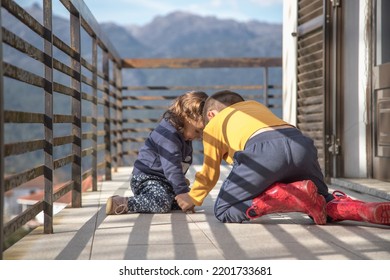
[122, 85, 269, 91]
[122, 57, 282, 69]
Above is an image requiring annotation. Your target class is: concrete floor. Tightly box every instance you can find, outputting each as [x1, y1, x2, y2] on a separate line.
[3, 165, 390, 260]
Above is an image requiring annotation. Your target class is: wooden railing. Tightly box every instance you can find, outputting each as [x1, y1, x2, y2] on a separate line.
[120, 57, 283, 165]
[0, 0, 282, 259]
[0, 0, 122, 258]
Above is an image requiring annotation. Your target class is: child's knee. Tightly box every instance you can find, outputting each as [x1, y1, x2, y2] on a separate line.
[158, 203, 171, 213]
[214, 205, 248, 223]
[215, 212, 245, 223]
[214, 207, 235, 223]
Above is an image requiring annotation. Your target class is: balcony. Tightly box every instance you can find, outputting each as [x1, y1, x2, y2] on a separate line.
[1, 0, 390, 261]
[3, 164, 390, 261]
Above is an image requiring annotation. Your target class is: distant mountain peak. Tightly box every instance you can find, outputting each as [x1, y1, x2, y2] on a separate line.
[7, 4, 281, 58]
[164, 10, 197, 19]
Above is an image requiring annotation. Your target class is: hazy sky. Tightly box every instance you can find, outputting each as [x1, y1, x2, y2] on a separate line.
[18, 0, 283, 26]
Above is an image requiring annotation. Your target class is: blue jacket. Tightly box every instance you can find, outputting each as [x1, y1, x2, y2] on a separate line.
[133, 118, 192, 195]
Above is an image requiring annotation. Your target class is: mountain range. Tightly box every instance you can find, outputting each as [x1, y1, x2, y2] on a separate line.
[3, 3, 282, 172]
[4, 3, 282, 105]
[104, 11, 282, 58]
[4, 3, 282, 58]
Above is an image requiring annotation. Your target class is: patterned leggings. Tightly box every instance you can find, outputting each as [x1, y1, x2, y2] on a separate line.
[128, 173, 181, 213]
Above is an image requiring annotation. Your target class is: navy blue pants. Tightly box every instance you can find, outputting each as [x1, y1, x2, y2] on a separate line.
[214, 128, 332, 223]
[128, 173, 180, 213]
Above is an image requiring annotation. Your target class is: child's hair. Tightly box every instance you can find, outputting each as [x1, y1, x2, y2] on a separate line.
[202, 90, 244, 121]
[163, 91, 208, 134]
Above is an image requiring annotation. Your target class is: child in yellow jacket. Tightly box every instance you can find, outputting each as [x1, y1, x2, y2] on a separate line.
[176, 90, 390, 226]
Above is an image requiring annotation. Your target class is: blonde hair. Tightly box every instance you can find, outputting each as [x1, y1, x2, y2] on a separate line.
[163, 91, 208, 133]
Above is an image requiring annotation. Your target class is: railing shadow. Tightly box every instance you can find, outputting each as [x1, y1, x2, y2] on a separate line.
[55, 206, 106, 260]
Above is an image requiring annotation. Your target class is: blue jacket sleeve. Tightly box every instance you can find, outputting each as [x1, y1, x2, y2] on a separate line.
[152, 127, 191, 195]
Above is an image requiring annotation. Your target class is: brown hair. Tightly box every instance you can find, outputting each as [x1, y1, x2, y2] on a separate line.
[163, 91, 208, 133]
[202, 90, 244, 121]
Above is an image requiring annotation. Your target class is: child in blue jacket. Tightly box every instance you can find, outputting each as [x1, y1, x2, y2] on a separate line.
[106, 91, 208, 214]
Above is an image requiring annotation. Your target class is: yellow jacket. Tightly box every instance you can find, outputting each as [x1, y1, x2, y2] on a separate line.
[189, 100, 290, 206]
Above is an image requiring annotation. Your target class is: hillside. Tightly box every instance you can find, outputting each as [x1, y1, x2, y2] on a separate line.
[3, 3, 282, 98]
[112, 11, 282, 58]
[3, 3, 282, 172]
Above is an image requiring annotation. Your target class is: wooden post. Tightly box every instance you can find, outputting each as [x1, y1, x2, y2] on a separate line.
[0, 0, 5, 259]
[114, 64, 123, 169]
[43, 0, 54, 233]
[92, 36, 98, 191]
[103, 52, 112, 180]
[70, 5, 82, 207]
[263, 67, 269, 107]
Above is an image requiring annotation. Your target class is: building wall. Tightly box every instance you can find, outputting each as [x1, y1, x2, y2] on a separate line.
[282, 0, 371, 178]
[282, 0, 297, 125]
[341, 0, 367, 177]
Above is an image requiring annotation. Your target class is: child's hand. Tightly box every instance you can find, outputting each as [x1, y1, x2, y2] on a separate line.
[175, 193, 195, 212]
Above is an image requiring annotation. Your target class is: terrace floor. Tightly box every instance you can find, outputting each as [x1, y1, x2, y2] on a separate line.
[3, 165, 390, 260]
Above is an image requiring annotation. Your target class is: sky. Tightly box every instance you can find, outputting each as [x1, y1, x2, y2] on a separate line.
[19, 0, 283, 26]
